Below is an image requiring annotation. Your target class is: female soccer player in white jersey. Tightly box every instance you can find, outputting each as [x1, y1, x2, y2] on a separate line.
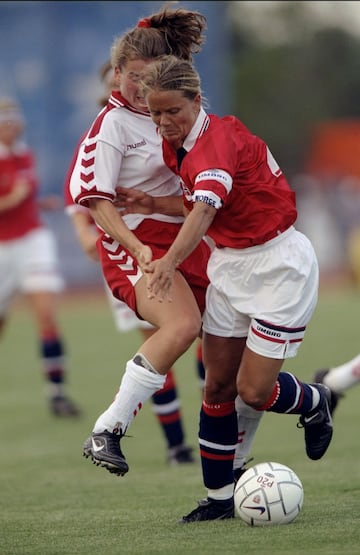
[70, 7, 213, 477]
[137, 55, 334, 522]
[64, 60, 197, 465]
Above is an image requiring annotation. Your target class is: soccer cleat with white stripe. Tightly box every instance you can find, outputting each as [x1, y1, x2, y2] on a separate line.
[82, 430, 129, 476]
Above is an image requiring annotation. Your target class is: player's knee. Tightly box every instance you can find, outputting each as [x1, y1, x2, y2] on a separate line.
[237, 384, 268, 409]
[204, 377, 237, 403]
[171, 315, 201, 350]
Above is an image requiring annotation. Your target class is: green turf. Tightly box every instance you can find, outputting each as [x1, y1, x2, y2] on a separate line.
[1, 287, 359, 555]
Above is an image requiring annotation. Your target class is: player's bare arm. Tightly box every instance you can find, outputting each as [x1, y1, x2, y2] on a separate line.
[115, 186, 185, 216]
[0, 179, 30, 212]
[147, 201, 216, 302]
[88, 197, 153, 270]
[71, 211, 99, 262]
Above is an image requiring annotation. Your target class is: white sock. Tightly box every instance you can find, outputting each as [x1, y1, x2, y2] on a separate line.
[233, 395, 264, 471]
[323, 354, 360, 393]
[207, 484, 234, 501]
[93, 356, 166, 435]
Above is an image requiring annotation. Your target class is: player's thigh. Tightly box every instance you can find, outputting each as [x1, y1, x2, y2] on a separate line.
[135, 271, 202, 333]
[21, 229, 64, 293]
[0, 243, 20, 315]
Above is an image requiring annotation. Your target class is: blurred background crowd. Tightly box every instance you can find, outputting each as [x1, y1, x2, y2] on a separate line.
[1, 0, 360, 289]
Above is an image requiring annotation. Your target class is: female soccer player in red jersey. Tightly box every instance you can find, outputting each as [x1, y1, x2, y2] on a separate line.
[137, 55, 334, 522]
[0, 98, 80, 416]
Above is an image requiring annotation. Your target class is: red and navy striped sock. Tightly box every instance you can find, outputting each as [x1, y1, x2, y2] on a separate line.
[199, 400, 237, 489]
[152, 368, 185, 448]
[258, 371, 316, 414]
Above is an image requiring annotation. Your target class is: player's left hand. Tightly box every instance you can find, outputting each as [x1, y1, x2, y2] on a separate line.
[115, 186, 154, 215]
[145, 255, 176, 302]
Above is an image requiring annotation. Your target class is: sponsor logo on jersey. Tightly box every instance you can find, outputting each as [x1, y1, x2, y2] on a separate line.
[195, 168, 232, 192]
[126, 139, 146, 150]
[194, 193, 217, 207]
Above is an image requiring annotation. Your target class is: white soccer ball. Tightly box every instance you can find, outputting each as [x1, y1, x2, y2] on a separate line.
[234, 461, 304, 526]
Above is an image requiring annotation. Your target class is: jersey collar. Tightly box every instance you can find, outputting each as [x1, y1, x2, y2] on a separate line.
[182, 107, 210, 152]
[108, 90, 150, 117]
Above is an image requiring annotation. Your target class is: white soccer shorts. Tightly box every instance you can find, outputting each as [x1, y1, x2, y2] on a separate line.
[202, 227, 319, 359]
[0, 227, 64, 315]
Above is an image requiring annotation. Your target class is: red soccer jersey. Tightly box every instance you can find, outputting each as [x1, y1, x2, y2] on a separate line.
[162, 111, 297, 248]
[0, 142, 42, 240]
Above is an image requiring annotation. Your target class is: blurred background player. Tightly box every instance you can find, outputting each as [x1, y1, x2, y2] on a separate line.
[314, 353, 360, 412]
[0, 97, 80, 417]
[64, 60, 201, 464]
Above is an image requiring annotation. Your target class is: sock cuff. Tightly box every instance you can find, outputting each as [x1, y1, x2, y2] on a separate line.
[202, 400, 235, 417]
[133, 353, 158, 374]
[257, 381, 280, 411]
[127, 358, 165, 389]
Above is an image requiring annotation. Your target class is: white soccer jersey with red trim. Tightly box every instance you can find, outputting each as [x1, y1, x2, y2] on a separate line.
[69, 91, 183, 230]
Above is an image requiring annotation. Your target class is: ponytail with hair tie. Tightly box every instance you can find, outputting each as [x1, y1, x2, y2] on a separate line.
[137, 17, 151, 28]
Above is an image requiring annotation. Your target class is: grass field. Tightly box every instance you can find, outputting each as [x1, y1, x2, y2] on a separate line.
[1, 285, 360, 554]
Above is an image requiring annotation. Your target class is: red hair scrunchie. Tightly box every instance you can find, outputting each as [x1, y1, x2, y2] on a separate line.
[137, 17, 151, 28]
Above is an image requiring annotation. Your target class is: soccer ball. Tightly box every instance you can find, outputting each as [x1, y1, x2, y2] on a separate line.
[234, 461, 304, 526]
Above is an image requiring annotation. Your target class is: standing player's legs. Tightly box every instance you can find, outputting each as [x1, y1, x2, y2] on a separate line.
[21, 229, 80, 416]
[179, 229, 333, 523]
[105, 286, 195, 465]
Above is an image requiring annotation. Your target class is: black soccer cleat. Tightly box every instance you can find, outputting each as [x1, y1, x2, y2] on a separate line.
[297, 383, 333, 460]
[167, 444, 196, 465]
[313, 368, 343, 415]
[82, 430, 129, 477]
[82, 436, 92, 458]
[233, 457, 254, 483]
[233, 464, 249, 484]
[178, 497, 234, 524]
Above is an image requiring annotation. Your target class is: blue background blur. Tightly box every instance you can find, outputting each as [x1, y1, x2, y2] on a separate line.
[0, 1, 230, 286]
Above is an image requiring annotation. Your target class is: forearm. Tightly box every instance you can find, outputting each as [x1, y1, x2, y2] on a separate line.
[70, 211, 98, 258]
[0, 180, 29, 212]
[115, 186, 185, 216]
[152, 195, 185, 216]
[88, 198, 145, 258]
[167, 203, 216, 266]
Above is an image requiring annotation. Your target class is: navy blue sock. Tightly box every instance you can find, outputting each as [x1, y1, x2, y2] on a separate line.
[199, 401, 237, 489]
[262, 371, 316, 415]
[41, 337, 65, 384]
[196, 341, 205, 387]
[152, 369, 184, 449]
